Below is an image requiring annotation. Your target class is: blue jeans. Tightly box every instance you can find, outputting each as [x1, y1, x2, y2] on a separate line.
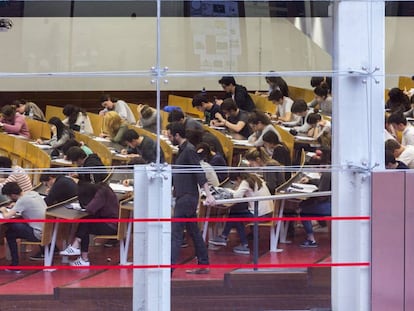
[5, 223, 40, 266]
[300, 200, 331, 235]
[171, 194, 209, 265]
[221, 202, 251, 246]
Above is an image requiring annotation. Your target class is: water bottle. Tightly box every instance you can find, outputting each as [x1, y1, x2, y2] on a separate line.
[28, 106, 34, 118]
[80, 120, 85, 134]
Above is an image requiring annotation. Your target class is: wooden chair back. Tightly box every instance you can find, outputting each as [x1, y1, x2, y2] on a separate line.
[202, 125, 233, 166]
[45, 105, 65, 121]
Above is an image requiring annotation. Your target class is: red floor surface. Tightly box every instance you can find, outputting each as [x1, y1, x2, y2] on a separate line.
[0, 225, 331, 295]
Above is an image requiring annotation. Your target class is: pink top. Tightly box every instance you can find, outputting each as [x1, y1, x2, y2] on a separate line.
[1, 113, 30, 138]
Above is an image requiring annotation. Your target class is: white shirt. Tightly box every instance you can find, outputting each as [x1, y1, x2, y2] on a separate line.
[402, 124, 414, 146]
[397, 145, 414, 169]
[114, 100, 136, 124]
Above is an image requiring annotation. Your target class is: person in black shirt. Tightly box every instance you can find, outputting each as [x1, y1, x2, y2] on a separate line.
[121, 129, 164, 163]
[211, 98, 252, 139]
[192, 93, 221, 125]
[66, 147, 108, 184]
[217, 76, 255, 112]
[168, 109, 203, 132]
[167, 122, 215, 274]
[40, 174, 78, 206]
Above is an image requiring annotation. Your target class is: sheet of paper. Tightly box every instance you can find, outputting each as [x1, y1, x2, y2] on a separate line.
[109, 183, 133, 193]
[288, 183, 318, 193]
[231, 139, 253, 147]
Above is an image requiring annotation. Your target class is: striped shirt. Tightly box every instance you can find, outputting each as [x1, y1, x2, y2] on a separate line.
[0, 166, 33, 192]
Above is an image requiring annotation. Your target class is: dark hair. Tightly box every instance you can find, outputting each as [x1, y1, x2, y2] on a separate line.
[168, 109, 185, 123]
[192, 93, 209, 108]
[167, 122, 186, 139]
[248, 111, 271, 125]
[388, 113, 407, 125]
[265, 74, 289, 97]
[48, 117, 72, 140]
[12, 99, 22, 107]
[39, 174, 56, 183]
[385, 139, 401, 152]
[66, 146, 87, 162]
[307, 113, 322, 125]
[2, 182, 22, 196]
[140, 105, 154, 119]
[218, 76, 236, 86]
[196, 142, 212, 162]
[1, 105, 16, 118]
[100, 94, 118, 104]
[310, 76, 332, 92]
[220, 98, 237, 112]
[63, 104, 83, 126]
[262, 131, 281, 145]
[122, 129, 140, 142]
[128, 157, 147, 165]
[268, 89, 284, 102]
[290, 100, 308, 113]
[385, 150, 397, 165]
[314, 85, 329, 98]
[0, 156, 12, 168]
[185, 129, 203, 147]
[61, 139, 82, 155]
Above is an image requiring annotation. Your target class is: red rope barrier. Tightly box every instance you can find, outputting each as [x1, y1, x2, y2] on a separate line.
[0, 262, 370, 271]
[0, 216, 370, 223]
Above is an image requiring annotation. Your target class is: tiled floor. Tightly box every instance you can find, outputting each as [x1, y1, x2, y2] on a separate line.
[0, 225, 331, 295]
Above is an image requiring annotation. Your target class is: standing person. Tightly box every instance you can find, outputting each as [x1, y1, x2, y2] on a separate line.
[217, 76, 255, 112]
[59, 182, 119, 267]
[62, 104, 93, 135]
[36, 117, 74, 150]
[167, 122, 215, 274]
[192, 93, 221, 125]
[0, 105, 30, 138]
[0, 182, 46, 271]
[14, 99, 46, 121]
[99, 94, 136, 124]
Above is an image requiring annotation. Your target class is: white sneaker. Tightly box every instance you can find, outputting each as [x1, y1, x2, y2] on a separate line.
[70, 257, 90, 267]
[59, 245, 81, 256]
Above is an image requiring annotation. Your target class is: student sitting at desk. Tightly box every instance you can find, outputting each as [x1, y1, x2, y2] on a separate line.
[59, 182, 119, 267]
[0, 156, 32, 192]
[268, 89, 297, 123]
[66, 146, 108, 183]
[192, 93, 221, 125]
[196, 142, 227, 186]
[36, 117, 74, 150]
[245, 147, 286, 194]
[385, 150, 409, 169]
[209, 172, 273, 255]
[256, 73, 290, 98]
[62, 104, 93, 135]
[40, 174, 78, 206]
[121, 129, 164, 163]
[100, 111, 129, 145]
[211, 98, 252, 140]
[286, 100, 313, 132]
[247, 110, 281, 147]
[0, 105, 30, 139]
[308, 85, 332, 117]
[99, 94, 136, 124]
[262, 131, 292, 178]
[14, 99, 46, 122]
[1, 182, 46, 271]
[297, 149, 331, 248]
[168, 109, 203, 132]
[387, 113, 414, 146]
[61, 139, 94, 157]
[136, 104, 161, 134]
[385, 139, 414, 169]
